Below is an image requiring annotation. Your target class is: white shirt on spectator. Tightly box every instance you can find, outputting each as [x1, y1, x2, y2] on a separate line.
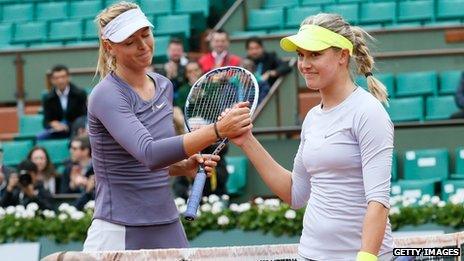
[55, 85, 70, 112]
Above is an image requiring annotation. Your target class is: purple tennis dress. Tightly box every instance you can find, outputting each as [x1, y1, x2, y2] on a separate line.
[84, 71, 189, 250]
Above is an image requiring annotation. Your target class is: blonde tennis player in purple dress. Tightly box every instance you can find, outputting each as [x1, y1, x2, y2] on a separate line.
[83, 2, 252, 251]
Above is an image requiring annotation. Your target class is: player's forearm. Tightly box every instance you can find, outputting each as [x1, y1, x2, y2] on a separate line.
[182, 125, 217, 156]
[239, 134, 292, 204]
[360, 201, 389, 256]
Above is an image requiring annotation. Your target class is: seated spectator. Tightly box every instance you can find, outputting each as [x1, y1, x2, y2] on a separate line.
[0, 145, 12, 199]
[37, 65, 87, 140]
[27, 146, 58, 194]
[241, 58, 271, 104]
[245, 36, 291, 86]
[174, 61, 203, 109]
[70, 115, 88, 139]
[0, 160, 54, 210]
[74, 174, 95, 211]
[198, 29, 241, 73]
[159, 38, 189, 91]
[451, 72, 464, 119]
[61, 136, 93, 194]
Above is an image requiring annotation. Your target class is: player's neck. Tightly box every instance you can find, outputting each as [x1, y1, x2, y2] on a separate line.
[115, 66, 148, 90]
[320, 75, 356, 110]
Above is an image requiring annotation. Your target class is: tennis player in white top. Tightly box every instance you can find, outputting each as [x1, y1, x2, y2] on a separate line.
[230, 13, 395, 261]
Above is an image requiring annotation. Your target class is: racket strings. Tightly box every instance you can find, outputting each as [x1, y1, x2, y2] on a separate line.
[185, 68, 257, 131]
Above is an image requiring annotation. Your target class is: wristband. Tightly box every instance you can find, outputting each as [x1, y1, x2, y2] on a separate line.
[356, 251, 377, 261]
[213, 122, 222, 139]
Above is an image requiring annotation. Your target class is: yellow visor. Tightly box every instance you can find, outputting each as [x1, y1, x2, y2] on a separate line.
[280, 24, 353, 55]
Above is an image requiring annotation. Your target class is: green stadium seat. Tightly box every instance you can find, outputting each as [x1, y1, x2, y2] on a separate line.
[0, 23, 12, 46]
[398, 0, 434, 23]
[386, 97, 424, 122]
[248, 8, 284, 31]
[300, 0, 336, 6]
[49, 20, 83, 42]
[456, 147, 464, 174]
[153, 35, 170, 63]
[175, 0, 209, 16]
[385, 22, 422, 29]
[1, 140, 33, 166]
[225, 156, 248, 196]
[437, 0, 464, 20]
[425, 96, 458, 120]
[83, 19, 98, 40]
[396, 71, 438, 97]
[441, 180, 464, 202]
[403, 148, 449, 181]
[13, 22, 47, 44]
[338, 0, 362, 3]
[37, 139, 70, 165]
[15, 114, 44, 140]
[36, 2, 68, 21]
[324, 4, 359, 24]
[231, 30, 268, 37]
[155, 15, 190, 38]
[360, 2, 396, 25]
[263, 0, 298, 9]
[140, 0, 171, 16]
[29, 42, 64, 49]
[2, 3, 34, 23]
[174, 0, 208, 31]
[391, 179, 436, 199]
[391, 151, 397, 181]
[69, 0, 102, 20]
[104, 0, 136, 7]
[439, 70, 462, 95]
[376, 73, 395, 98]
[285, 6, 321, 28]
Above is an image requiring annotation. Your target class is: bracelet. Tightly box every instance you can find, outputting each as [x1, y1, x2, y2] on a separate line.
[356, 251, 377, 261]
[213, 122, 222, 139]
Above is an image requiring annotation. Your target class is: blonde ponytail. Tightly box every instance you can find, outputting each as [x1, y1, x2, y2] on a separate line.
[301, 13, 389, 105]
[94, 2, 139, 80]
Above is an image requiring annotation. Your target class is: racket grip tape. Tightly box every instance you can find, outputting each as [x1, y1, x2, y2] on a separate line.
[184, 169, 207, 221]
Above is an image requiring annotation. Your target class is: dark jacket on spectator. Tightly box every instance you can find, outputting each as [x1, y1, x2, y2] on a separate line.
[0, 183, 54, 210]
[248, 51, 291, 86]
[42, 83, 87, 129]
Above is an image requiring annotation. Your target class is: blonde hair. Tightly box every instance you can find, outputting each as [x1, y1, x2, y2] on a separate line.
[94, 2, 139, 79]
[301, 13, 388, 104]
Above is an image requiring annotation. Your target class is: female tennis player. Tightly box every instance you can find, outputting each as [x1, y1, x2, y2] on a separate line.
[83, 2, 251, 251]
[230, 13, 394, 260]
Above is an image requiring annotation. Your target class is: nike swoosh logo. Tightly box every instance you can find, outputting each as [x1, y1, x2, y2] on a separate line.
[155, 101, 166, 109]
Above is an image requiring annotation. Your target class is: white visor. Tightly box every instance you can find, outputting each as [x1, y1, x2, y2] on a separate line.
[101, 8, 153, 43]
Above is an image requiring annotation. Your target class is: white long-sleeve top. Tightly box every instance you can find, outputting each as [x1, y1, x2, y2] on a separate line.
[292, 87, 394, 260]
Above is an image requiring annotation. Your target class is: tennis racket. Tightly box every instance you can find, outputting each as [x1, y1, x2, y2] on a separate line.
[183, 66, 259, 221]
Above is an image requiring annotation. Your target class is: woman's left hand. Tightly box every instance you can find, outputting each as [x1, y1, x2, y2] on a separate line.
[184, 154, 220, 178]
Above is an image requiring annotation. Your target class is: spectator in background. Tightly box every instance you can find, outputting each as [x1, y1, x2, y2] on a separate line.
[451, 72, 464, 119]
[38, 65, 87, 140]
[0, 145, 12, 199]
[27, 147, 58, 194]
[198, 29, 241, 73]
[61, 136, 93, 194]
[160, 38, 189, 91]
[245, 36, 291, 86]
[174, 61, 203, 109]
[241, 58, 271, 104]
[0, 160, 54, 210]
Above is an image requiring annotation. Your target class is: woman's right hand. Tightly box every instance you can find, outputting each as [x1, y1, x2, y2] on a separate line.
[216, 101, 252, 139]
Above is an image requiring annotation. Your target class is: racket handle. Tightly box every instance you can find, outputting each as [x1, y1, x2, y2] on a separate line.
[184, 168, 207, 221]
